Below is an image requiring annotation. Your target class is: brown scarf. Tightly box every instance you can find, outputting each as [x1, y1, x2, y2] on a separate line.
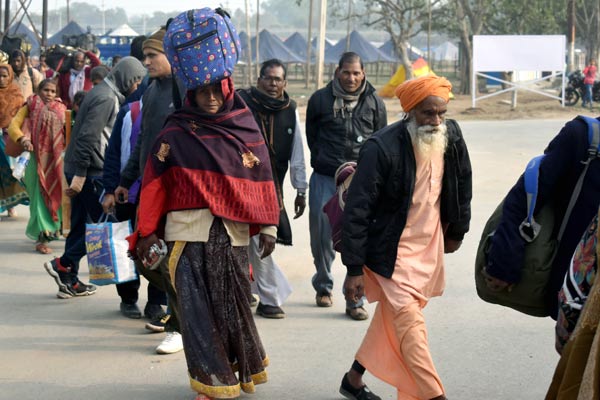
[0, 64, 24, 128]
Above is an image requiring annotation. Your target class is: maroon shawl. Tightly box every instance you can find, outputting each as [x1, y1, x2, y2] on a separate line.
[134, 81, 279, 240]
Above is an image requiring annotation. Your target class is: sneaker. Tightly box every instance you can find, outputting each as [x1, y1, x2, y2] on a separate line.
[43, 258, 71, 293]
[70, 280, 97, 296]
[339, 373, 382, 400]
[256, 302, 285, 319]
[156, 331, 183, 354]
[316, 294, 333, 307]
[144, 303, 166, 320]
[346, 306, 369, 321]
[56, 286, 74, 299]
[145, 314, 171, 333]
[120, 302, 142, 319]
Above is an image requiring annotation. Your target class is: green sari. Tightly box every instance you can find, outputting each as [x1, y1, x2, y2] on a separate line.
[23, 152, 61, 242]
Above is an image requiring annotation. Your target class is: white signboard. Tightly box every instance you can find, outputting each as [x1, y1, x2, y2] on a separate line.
[473, 35, 565, 71]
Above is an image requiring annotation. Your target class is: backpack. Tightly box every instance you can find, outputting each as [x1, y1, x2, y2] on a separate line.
[555, 213, 598, 353]
[474, 115, 600, 317]
[323, 162, 357, 253]
[164, 8, 240, 91]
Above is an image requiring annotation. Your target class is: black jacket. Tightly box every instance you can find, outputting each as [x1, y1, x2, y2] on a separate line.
[341, 119, 472, 278]
[305, 80, 387, 177]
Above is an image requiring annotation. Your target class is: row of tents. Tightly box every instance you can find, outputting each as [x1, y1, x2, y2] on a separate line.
[241, 29, 458, 64]
[4, 20, 459, 66]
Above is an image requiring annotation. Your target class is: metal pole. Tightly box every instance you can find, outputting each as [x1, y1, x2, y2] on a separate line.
[427, 0, 431, 63]
[67, 0, 70, 22]
[4, 0, 9, 33]
[305, 0, 313, 88]
[245, 0, 253, 84]
[315, 0, 327, 89]
[345, 0, 351, 52]
[42, 0, 48, 47]
[255, 0, 260, 78]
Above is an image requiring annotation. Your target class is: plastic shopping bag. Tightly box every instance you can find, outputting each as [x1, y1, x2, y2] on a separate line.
[86, 215, 138, 285]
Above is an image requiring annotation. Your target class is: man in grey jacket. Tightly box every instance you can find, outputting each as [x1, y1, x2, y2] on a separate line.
[113, 27, 186, 355]
[43, 57, 146, 299]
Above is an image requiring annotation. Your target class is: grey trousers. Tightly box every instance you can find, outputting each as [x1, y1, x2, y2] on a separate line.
[308, 172, 363, 308]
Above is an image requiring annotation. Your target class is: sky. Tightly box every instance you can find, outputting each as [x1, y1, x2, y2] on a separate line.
[25, 0, 251, 17]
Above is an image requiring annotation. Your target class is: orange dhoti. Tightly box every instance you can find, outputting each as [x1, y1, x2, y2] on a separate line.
[356, 272, 444, 400]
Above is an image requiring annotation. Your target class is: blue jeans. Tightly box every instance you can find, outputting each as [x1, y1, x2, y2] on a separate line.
[60, 175, 104, 284]
[584, 84, 593, 106]
[309, 172, 363, 308]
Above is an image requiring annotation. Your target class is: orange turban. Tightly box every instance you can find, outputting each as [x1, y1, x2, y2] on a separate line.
[394, 75, 452, 113]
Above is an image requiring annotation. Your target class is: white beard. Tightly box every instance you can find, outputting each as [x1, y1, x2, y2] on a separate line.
[407, 119, 448, 159]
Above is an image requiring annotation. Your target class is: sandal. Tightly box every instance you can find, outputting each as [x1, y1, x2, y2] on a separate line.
[35, 243, 52, 254]
[7, 208, 17, 217]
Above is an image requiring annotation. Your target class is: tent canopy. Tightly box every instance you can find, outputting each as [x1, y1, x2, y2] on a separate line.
[284, 32, 309, 59]
[326, 30, 395, 64]
[107, 24, 139, 37]
[240, 29, 304, 64]
[6, 22, 40, 55]
[433, 41, 459, 61]
[379, 39, 423, 61]
[48, 21, 86, 46]
[379, 57, 432, 98]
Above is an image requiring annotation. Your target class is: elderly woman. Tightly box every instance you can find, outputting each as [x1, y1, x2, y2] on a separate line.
[130, 76, 279, 400]
[0, 63, 28, 217]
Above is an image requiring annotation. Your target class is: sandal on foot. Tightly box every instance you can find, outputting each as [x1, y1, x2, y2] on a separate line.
[35, 243, 52, 254]
[7, 208, 17, 217]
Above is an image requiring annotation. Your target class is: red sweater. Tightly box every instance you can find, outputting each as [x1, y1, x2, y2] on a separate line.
[57, 51, 101, 109]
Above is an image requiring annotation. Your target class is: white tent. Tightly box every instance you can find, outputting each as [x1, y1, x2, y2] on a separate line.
[433, 41, 458, 61]
[108, 24, 139, 37]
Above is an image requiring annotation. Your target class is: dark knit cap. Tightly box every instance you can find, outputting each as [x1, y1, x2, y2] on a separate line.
[143, 27, 166, 54]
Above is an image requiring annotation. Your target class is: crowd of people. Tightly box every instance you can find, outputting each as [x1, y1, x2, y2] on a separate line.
[1, 15, 599, 400]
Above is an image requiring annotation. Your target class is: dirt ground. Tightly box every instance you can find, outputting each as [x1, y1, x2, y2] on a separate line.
[294, 85, 592, 123]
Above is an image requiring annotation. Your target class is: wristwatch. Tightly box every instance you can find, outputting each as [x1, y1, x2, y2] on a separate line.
[297, 191, 306, 197]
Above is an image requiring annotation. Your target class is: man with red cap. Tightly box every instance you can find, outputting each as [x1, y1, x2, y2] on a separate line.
[338, 75, 472, 400]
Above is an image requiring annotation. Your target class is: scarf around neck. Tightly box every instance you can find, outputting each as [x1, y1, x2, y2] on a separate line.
[28, 95, 67, 222]
[68, 67, 86, 104]
[332, 77, 367, 118]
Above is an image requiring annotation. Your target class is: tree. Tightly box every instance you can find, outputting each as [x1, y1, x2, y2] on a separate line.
[576, 0, 600, 62]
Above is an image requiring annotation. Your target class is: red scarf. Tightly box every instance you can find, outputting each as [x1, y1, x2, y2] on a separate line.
[28, 95, 66, 221]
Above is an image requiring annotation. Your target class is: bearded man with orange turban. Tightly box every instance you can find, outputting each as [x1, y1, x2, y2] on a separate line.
[338, 75, 472, 400]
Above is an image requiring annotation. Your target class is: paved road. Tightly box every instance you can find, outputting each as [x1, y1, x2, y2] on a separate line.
[1, 119, 569, 400]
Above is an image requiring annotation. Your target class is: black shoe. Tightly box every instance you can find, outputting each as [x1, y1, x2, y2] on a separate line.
[120, 302, 142, 319]
[256, 302, 285, 319]
[144, 303, 166, 320]
[70, 280, 97, 296]
[43, 258, 71, 293]
[339, 373, 381, 400]
[145, 314, 170, 333]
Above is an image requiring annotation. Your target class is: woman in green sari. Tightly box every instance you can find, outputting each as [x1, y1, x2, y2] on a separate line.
[8, 78, 66, 254]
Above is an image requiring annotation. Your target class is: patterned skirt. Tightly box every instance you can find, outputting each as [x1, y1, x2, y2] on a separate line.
[168, 218, 268, 399]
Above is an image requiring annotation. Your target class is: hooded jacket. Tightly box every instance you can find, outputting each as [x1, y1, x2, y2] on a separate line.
[64, 57, 147, 178]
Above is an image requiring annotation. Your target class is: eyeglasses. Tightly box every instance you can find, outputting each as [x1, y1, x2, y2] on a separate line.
[260, 76, 286, 85]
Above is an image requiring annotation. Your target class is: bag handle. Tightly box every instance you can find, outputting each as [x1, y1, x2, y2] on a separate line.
[519, 155, 544, 242]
